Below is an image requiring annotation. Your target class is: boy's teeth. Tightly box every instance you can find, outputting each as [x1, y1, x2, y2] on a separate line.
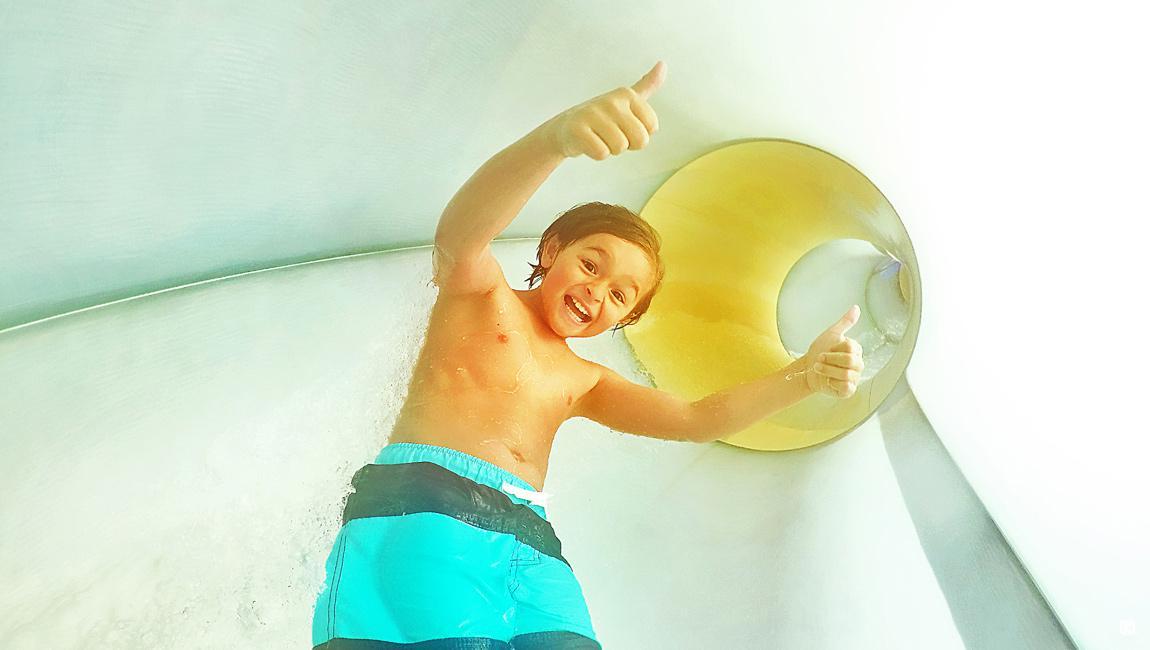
[566, 295, 589, 322]
[573, 298, 588, 317]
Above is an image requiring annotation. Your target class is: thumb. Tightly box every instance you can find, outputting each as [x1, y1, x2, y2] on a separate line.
[631, 60, 667, 100]
[828, 304, 860, 336]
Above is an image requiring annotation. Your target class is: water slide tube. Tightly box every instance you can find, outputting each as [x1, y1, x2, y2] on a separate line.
[2, 3, 1146, 648]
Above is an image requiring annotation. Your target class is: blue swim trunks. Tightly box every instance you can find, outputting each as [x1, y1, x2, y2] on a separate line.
[311, 442, 601, 649]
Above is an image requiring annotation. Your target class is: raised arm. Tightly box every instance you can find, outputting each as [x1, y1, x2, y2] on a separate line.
[433, 62, 667, 295]
[431, 121, 565, 296]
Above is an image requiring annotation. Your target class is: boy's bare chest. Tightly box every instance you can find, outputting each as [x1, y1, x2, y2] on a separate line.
[409, 287, 596, 428]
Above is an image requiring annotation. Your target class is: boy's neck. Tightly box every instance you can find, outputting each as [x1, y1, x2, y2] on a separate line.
[513, 287, 571, 343]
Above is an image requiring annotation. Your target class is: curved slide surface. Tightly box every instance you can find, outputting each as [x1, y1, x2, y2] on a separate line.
[3, 2, 1146, 648]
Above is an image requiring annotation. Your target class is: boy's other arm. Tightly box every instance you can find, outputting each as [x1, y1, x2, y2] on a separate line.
[433, 62, 666, 295]
[575, 310, 863, 441]
[572, 357, 817, 443]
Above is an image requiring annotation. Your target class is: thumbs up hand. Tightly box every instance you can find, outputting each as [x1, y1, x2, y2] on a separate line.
[549, 61, 666, 160]
[803, 305, 865, 399]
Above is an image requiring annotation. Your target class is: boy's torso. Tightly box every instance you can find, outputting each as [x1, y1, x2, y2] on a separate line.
[389, 282, 598, 491]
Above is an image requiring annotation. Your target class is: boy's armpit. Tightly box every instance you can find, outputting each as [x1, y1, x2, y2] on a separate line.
[431, 241, 505, 296]
[572, 364, 701, 442]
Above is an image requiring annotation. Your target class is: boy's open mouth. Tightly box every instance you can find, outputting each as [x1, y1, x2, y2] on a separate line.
[564, 294, 592, 324]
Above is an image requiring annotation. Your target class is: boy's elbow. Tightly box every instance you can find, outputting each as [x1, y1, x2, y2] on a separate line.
[685, 402, 726, 444]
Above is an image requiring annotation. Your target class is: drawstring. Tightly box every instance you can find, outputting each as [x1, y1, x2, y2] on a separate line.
[501, 481, 553, 507]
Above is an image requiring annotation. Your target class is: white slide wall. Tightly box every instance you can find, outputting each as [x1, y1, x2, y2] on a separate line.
[2, 2, 1146, 648]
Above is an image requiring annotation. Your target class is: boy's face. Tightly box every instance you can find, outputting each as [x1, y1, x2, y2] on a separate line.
[540, 233, 655, 338]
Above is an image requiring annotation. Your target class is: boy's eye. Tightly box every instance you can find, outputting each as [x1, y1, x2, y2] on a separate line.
[582, 260, 595, 273]
[612, 290, 626, 303]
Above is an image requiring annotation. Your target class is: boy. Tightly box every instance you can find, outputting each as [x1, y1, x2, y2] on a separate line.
[312, 61, 864, 650]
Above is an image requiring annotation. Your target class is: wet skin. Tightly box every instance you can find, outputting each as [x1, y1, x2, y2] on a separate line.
[388, 233, 656, 490]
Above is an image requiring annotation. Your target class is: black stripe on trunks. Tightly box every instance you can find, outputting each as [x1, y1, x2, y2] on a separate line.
[340, 462, 570, 568]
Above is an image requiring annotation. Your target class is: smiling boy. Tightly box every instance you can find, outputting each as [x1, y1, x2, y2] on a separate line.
[312, 61, 863, 650]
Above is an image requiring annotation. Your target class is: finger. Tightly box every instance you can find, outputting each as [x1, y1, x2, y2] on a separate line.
[630, 97, 659, 134]
[841, 382, 856, 399]
[848, 338, 861, 356]
[815, 361, 860, 383]
[820, 351, 862, 370]
[630, 60, 667, 101]
[617, 113, 650, 150]
[829, 337, 861, 355]
[819, 352, 852, 369]
[590, 118, 628, 155]
[828, 377, 855, 398]
[827, 304, 861, 336]
[577, 127, 611, 160]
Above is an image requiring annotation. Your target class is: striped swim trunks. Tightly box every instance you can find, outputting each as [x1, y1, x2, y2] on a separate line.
[311, 442, 601, 649]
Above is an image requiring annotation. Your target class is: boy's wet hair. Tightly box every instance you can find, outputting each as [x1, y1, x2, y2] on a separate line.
[526, 202, 666, 331]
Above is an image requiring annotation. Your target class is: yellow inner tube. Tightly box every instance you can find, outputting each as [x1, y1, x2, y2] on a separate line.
[628, 139, 920, 451]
